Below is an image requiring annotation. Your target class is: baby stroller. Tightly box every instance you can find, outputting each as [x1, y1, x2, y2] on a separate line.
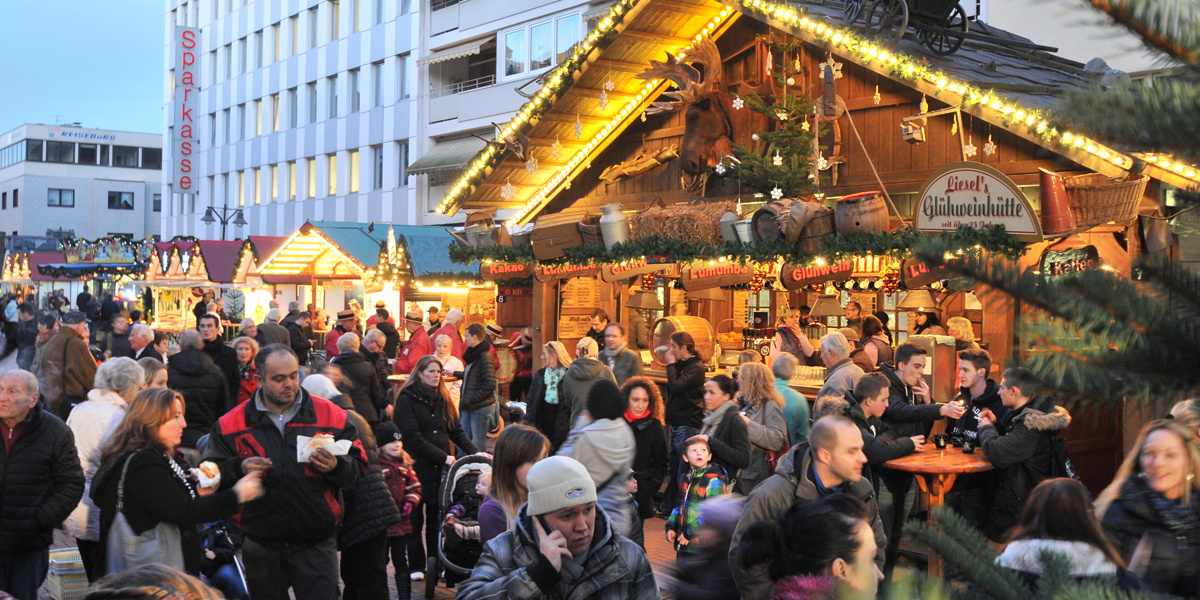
[425, 453, 493, 599]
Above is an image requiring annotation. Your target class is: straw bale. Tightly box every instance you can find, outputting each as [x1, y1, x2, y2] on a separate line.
[631, 200, 737, 245]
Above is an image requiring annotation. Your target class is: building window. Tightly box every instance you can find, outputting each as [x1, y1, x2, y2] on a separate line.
[327, 153, 338, 195]
[108, 191, 134, 210]
[208, 113, 216, 145]
[253, 99, 262, 135]
[504, 30, 524, 76]
[352, 0, 360, 32]
[153, 193, 162, 212]
[45, 141, 75, 163]
[239, 37, 247, 73]
[79, 143, 98, 164]
[24, 140, 43, 162]
[349, 69, 360, 112]
[349, 149, 359, 192]
[98, 144, 108, 165]
[255, 31, 264, 68]
[271, 94, 281, 131]
[237, 104, 245, 140]
[48, 188, 75, 207]
[374, 0, 384, 24]
[307, 83, 318, 123]
[309, 7, 319, 48]
[288, 161, 297, 200]
[11, 189, 16, 208]
[253, 168, 262, 204]
[222, 109, 231, 143]
[210, 50, 217, 85]
[238, 170, 245, 206]
[3, 193, 7, 210]
[112, 145, 139, 167]
[555, 14, 581, 64]
[504, 14, 579, 79]
[396, 141, 408, 185]
[307, 157, 317, 198]
[401, 0, 410, 15]
[397, 53, 409, 99]
[372, 62, 383, 107]
[273, 23, 282, 61]
[142, 148, 162, 169]
[224, 43, 232, 79]
[208, 176, 215, 212]
[328, 75, 338, 118]
[270, 165, 279, 202]
[373, 145, 383, 189]
[291, 16, 300, 55]
[220, 173, 227, 206]
[288, 88, 298, 128]
[329, 0, 340, 41]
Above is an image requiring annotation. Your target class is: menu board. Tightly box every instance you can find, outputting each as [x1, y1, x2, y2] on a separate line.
[558, 315, 593, 339]
[560, 277, 600, 308]
[732, 291, 749, 326]
[467, 289, 497, 320]
[850, 292, 877, 314]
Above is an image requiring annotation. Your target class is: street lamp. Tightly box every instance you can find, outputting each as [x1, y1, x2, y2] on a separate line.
[201, 205, 248, 240]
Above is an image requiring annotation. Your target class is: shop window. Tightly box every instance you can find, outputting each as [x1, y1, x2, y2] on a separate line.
[107, 191, 134, 210]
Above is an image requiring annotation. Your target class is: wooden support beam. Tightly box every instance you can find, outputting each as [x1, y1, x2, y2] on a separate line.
[571, 87, 639, 102]
[647, 0, 723, 16]
[537, 113, 612, 125]
[620, 30, 693, 44]
[593, 59, 652, 73]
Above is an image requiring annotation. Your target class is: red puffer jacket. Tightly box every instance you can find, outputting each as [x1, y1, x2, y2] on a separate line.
[379, 454, 422, 537]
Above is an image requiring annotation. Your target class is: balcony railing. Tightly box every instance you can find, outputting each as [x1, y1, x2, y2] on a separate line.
[431, 0, 459, 11]
[431, 74, 496, 98]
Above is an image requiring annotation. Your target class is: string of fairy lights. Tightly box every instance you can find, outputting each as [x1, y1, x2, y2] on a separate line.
[435, 0, 1199, 225]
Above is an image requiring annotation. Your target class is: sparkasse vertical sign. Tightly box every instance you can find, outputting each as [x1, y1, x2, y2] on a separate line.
[173, 26, 200, 194]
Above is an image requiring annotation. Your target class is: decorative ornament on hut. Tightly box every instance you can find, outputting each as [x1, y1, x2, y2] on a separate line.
[818, 56, 843, 80]
[471, 122, 530, 162]
[550, 137, 564, 161]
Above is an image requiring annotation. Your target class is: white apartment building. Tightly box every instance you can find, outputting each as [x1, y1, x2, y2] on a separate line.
[412, 0, 597, 223]
[0, 124, 162, 241]
[161, 0, 420, 240]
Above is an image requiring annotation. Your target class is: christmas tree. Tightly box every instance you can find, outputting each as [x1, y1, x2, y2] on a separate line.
[719, 37, 821, 200]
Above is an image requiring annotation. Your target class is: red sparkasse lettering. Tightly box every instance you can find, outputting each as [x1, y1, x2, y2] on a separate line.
[183, 87, 193, 102]
[180, 107, 193, 123]
[182, 30, 196, 49]
[179, 140, 192, 156]
[179, 175, 192, 189]
[181, 71, 195, 86]
[182, 51, 195, 67]
[180, 124, 193, 139]
[180, 158, 192, 173]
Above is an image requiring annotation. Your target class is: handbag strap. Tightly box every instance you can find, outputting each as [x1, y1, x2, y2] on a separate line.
[115, 453, 136, 513]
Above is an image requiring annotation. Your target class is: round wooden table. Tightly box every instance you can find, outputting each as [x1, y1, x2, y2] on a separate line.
[884, 449, 994, 578]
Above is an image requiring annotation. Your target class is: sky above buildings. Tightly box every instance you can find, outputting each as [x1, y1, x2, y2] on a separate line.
[0, 1, 163, 134]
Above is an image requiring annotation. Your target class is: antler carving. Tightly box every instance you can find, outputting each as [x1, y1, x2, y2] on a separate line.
[636, 37, 723, 115]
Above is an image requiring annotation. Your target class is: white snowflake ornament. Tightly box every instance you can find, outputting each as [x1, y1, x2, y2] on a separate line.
[732, 96, 744, 110]
[983, 135, 997, 156]
[500, 179, 516, 200]
[818, 56, 843, 80]
[817, 154, 829, 170]
[964, 135, 978, 158]
[550, 137, 563, 161]
[525, 157, 539, 174]
[715, 163, 726, 175]
[776, 110, 789, 121]
[599, 90, 609, 110]
[604, 78, 615, 92]
[574, 115, 582, 139]
[770, 186, 783, 200]
[772, 151, 783, 167]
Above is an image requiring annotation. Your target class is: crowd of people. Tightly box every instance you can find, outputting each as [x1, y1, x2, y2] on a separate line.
[0, 291, 1197, 600]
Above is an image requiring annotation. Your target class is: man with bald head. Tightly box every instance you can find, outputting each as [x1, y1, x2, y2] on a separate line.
[0, 369, 84, 599]
[729, 414, 886, 600]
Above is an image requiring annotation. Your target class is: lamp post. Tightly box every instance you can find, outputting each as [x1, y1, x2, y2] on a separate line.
[200, 205, 248, 240]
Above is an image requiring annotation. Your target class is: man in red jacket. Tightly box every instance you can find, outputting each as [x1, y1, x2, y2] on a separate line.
[325, 310, 358, 359]
[395, 307, 433, 374]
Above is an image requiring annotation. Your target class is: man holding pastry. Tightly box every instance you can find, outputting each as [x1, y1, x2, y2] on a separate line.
[204, 343, 368, 600]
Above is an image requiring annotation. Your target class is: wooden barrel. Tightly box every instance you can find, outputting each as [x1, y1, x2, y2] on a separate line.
[649, 316, 715, 369]
[751, 198, 796, 242]
[835, 191, 888, 234]
[799, 210, 835, 254]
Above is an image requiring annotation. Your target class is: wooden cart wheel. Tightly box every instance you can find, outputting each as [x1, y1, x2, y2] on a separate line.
[844, 0, 864, 23]
[866, 0, 909, 48]
[919, 4, 968, 55]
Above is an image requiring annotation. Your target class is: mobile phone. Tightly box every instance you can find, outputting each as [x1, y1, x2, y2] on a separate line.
[537, 514, 553, 535]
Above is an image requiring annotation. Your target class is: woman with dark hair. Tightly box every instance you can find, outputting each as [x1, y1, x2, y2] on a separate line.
[912, 312, 947, 336]
[871, 311, 893, 345]
[557, 378, 639, 540]
[622, 376, 668, 535]
[479, 424, 549, 543]
[997, 478, 1142, 590]
[857, 316, 892, 371]
[393, 353, 482, 575]
[91, 388, 263, 576]
[696, 375, 750, 483]
[740, 495, 883, 600]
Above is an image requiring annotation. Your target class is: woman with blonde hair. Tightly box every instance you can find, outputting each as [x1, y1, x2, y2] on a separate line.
[735, 362, 789, 494]
[478, 424, 550, 543]
[231, 336, 260, 404]
[1097, 419, 1200, 595]
[137, 357, 168, 389]
[431, 333, 464, 407]
[525, 341, 573, 440]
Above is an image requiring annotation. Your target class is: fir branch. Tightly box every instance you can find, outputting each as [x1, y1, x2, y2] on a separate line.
[1062, 80, 1200, 165]
[904, 508, 1029, 600]
[1083, 0, 1200, 67]
[448, 244, 535, 265]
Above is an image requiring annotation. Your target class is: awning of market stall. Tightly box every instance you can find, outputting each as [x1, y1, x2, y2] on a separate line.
[408, 136, 492, 177]
[438, 0, 1198, 227]
[29, 253, 75, 282]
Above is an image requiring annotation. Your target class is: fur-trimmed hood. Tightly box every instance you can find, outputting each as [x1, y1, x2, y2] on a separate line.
[996, 539, 1118, 576]
[1014, 402, 1072, 433]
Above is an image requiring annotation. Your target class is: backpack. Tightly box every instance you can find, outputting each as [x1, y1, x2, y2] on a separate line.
[1047, 433, 1078, 479]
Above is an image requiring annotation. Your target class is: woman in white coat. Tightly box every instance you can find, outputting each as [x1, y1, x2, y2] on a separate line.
[64, 357, 144, 582]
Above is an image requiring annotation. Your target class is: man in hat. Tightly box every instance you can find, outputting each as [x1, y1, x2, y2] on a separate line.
[366, 300, 395, 328]
[457, 456, 658, 600]
[325, 310, 359, 359]
[484, 321, 504, 370]
[425, 306, 443, 336]
[395, 307, 433, 374]
[37, 310, 97, 420]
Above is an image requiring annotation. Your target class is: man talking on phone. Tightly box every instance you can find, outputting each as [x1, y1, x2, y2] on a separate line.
[876, 342, 965, 589]
[458, 455, 659, 599]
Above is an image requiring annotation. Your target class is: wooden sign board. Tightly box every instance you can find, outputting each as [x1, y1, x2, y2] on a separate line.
[679, 261, 753, 291]
[560, 277, 600, 308]
[1041, 245, 1101, 280]
[900, 258, 950, 288]
[599, 257, 673, 283]
[558, 314, 593, 339]
[534, 262, 600, 283]
[779, 261, 853, 290]
[914, 162, 1044, 242]
[480, 261, 532, 281]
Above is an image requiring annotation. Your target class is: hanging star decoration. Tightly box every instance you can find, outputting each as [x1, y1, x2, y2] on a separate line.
[765, 50, 773, 72]
[732, 96, 744, 110]
[715, 162, 726, 175]
[599, 90, 609, 110]
[818, 56, 843, 80]
[964, 134, 978, 158]
[604, 78, 615, 92]
[873, 85, 881, 105]
[574, 115, 582, 139]
[801, 120, 810, 132]
[773, 151, 783, 166]
[776, 109, 789, 121]
[984, 134, 997, 156]
[816, 154, 829, 170]
[500, 179, 516, 200]
[525, 156, 538, 174]
[770, 186, 784, 200]
[550, 137, 563, 161]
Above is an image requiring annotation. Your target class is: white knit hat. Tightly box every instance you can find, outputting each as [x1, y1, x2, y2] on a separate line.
[526, 456, 597, 516]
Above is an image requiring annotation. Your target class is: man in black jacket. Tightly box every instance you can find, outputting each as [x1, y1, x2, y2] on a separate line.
[0, 369, 85, 598]
[168, 330, 232, 466]
[198, 313, 239, 400]
[945, 348, 1004, 528]
[205, 345, 367, 600]
[659, 330, 706, 516]
[456, 323, 497, 451]
[371, 309, 401, 358]
[361, 329, 393, 408]
[330, 333, 387, 428]
[13, 303, 39, 371]
[129, 324, 163, 363]
[286, 311, 313, 368]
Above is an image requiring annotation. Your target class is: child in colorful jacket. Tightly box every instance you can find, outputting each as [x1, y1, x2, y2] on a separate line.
[378, 422, 423, 600]
[666, 435, 728, 558]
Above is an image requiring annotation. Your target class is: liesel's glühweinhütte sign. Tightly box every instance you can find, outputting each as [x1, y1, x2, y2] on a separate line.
[172, 26, 200, 194]
[914, 162, 1043, 242]
[680, 261, 753, 291]
[779, 261, 853, 290]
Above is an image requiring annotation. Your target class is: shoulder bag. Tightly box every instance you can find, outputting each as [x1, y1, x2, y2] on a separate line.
[104, 454, 186, 575]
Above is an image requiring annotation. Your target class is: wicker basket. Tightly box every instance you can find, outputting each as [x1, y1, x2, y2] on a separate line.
[716, 318, 748, 351]
[1064, 173, 1148, 229]
[578, 215, 604, 246]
